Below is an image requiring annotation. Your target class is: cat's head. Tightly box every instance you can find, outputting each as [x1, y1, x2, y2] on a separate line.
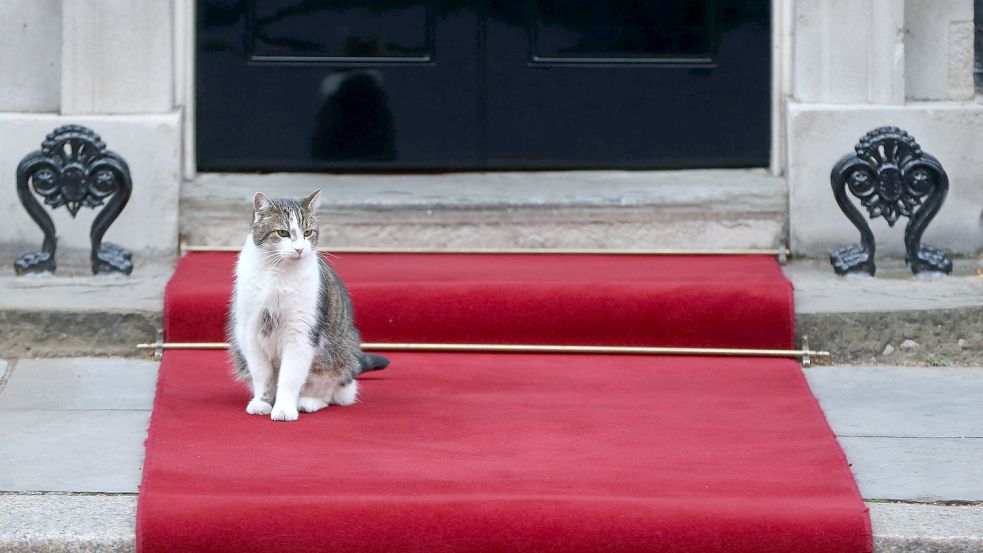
[250, 189, 321, 263]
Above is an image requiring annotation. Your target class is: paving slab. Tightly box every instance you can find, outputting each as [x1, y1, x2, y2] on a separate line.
[0, 494, 136, 553]
[0, 357, 156, 493]
[840, 436, 983, 502]
[0, 410, 149, 493]
[808, 365, 983, 502]
[805, 366, 983, 437]
[0, 358, 158, 411]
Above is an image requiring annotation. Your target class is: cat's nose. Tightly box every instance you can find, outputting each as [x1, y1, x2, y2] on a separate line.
[294, 247, 304, 255]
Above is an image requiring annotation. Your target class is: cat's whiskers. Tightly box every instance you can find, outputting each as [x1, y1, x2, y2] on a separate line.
[261, 250, 287, 268]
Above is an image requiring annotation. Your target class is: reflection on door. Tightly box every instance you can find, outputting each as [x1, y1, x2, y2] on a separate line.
[312, 71, 395, 161]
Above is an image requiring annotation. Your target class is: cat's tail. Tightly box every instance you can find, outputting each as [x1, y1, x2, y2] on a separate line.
[358, 353, 390, 374]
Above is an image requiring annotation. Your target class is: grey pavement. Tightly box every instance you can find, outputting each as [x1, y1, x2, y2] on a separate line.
[1, 359, 981, 552]
[807, 365, 983, 552]
[0, 358, 157, 412]
[0, 358, 155, 494]
[806, 366, 983, 439]
[805, 366, 983, 503]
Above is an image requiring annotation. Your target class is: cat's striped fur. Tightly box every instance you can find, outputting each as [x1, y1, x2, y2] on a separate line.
[227, 190, 387, 421]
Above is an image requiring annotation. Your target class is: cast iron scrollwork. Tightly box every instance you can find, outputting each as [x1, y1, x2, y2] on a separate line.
[14, 125, 133, 275]
[830, 126, 951, 276]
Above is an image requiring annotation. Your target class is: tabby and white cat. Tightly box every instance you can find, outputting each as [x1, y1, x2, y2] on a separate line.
[228, 190, 387, 421]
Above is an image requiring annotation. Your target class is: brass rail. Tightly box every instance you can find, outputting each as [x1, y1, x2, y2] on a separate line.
[181, 245, 791, 257]
[136, 340, 828, 366]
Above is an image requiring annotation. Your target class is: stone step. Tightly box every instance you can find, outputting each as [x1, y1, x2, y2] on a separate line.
[0, 258, 168, 358]
[0, 252, 977, 364]
[180, 170, 788, 250]
[791, 258, 982, 366]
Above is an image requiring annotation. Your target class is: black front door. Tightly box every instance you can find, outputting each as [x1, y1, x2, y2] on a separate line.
[197, 1, 770, 171]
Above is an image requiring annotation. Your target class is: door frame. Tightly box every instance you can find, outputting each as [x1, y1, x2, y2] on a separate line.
[175, 0, 792, 180]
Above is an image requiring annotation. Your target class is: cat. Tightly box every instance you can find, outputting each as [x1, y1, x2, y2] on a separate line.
[227, 189, 388, 421]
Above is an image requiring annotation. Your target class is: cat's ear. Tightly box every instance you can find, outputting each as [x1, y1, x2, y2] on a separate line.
[253, 192, 273, 213]
[253, 192, 273, 224]
[302, 189, 322, 212]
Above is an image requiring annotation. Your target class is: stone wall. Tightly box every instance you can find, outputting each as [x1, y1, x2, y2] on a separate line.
[787, 0, 982, 256]
[0, 0, 978, 260]
[0, 0, 181, 260]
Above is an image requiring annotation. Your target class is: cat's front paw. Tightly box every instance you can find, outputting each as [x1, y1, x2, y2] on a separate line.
[270, 402, 299, 422]
[246, 399, 273, 415]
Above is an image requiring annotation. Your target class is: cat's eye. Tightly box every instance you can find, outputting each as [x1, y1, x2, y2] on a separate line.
[276, 230, 289, 238]
[303, 229, 313, 237]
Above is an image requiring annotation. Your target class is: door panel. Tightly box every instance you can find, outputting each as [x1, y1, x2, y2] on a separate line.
[532, 0, 714, 62]
[249, 2, 433, 61]
[484, 0, 770, 169]
[196, 1, 770, 171]
[197, 1, 480, 171]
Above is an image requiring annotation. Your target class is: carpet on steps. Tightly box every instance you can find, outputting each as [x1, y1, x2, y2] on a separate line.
[138, 252, 870, 553]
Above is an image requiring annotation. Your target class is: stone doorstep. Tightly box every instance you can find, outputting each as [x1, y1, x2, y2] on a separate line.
[0, 495, 978, 553]
[180, 170, 789, 250]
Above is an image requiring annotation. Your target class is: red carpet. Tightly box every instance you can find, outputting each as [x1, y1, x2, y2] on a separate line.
[164, 252, 795, 348]
[139, 253, 871, 552]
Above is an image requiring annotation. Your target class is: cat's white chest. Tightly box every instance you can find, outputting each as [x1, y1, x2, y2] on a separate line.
[233, 239, 319, 359]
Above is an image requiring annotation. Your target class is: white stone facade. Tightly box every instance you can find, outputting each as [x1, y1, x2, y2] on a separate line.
[787, 0, 982, 255]
[0, 0, 979, 259]
[0, 0, 182, 259]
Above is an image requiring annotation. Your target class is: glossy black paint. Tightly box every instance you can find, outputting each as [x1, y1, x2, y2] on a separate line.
[829, 127, 953, 276]
[197, 1, 770, 171]
[15, 125, 133, 275]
